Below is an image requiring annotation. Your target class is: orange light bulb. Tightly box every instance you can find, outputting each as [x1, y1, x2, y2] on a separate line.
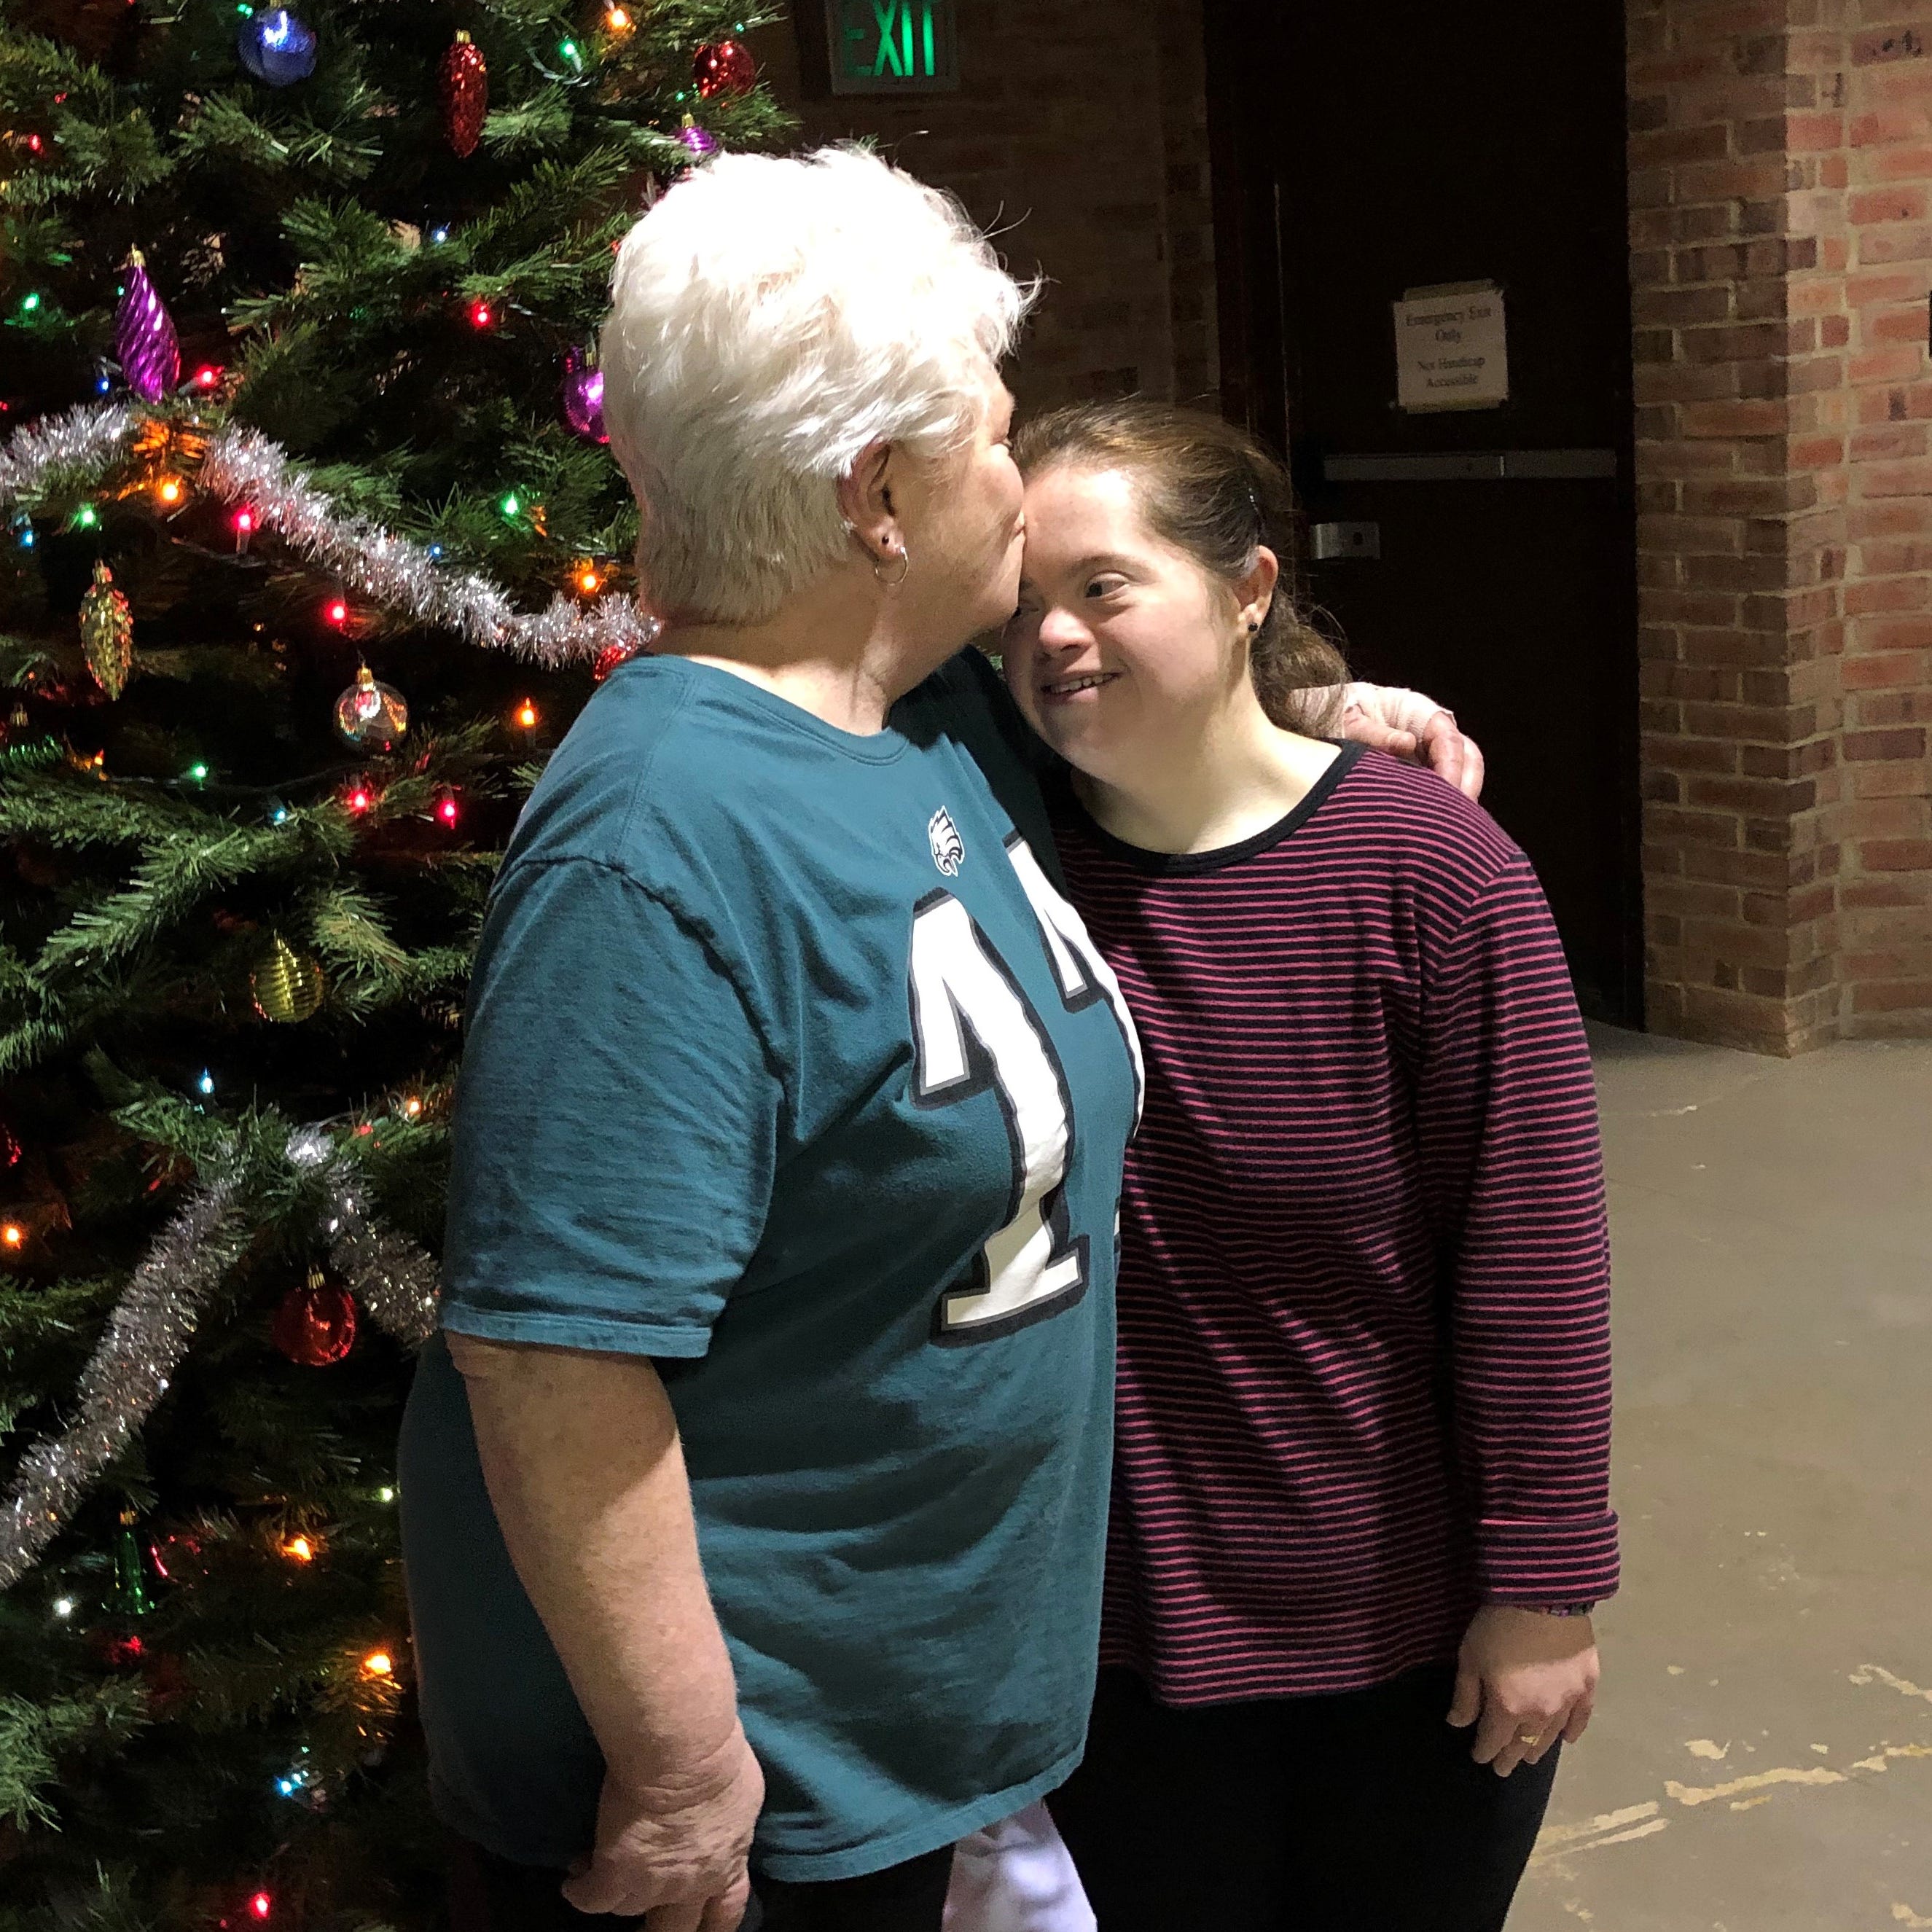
[1, 1223, 24, 1248]
[606, 5, 632, 28]
[515, 700, 539, 729]
[361, 1649, 394, 1678]
[156, 475, 183, 505]
[578, 568, 601, 595]
[403, 1095, 424, 1120]
[282, 1536, 315, 1564]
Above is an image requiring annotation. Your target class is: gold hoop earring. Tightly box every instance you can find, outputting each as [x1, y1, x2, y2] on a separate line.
[874, 544, 910, 590]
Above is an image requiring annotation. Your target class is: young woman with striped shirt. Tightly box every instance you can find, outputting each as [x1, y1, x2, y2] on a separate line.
[999, 402, 1619, 1931]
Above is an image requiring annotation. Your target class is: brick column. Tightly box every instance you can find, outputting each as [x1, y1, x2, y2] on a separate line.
[1834, 11, 1932, 1031]
[1629, 0, 1848, 1053]
[1630, 0, 1932, 1049]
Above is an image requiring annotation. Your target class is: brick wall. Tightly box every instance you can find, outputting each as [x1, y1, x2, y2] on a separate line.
[1629, 0, 1932, 1050]
[1830, 9, 1932, 1033]
[748, 0, 1216, 414]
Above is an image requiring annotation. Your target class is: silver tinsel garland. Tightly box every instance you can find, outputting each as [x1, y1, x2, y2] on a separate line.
[289, 1126, 441, 1350]
[0, 1170, 244, 1592]
[0, 400, 141, 503]
[0, 400, 661, 667]
[0, 1129, 441, 1592]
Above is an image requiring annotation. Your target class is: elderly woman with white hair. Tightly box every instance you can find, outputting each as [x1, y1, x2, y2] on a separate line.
[399, 146, 1473, 1932]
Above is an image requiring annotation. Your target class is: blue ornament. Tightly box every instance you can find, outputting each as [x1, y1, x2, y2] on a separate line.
[237, 9, 318, 86]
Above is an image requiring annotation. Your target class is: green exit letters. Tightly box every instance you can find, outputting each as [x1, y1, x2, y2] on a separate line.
[826, 0, 958, 93]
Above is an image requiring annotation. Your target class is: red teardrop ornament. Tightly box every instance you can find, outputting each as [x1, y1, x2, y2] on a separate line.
[273, 1267, 357, 1366]
[439, 31, 489, 158]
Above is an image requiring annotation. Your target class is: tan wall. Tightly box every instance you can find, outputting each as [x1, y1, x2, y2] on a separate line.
[747, 0, 1216, 415]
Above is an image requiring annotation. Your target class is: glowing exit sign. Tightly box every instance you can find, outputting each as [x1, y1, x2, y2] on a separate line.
[825, 0, 958, 93]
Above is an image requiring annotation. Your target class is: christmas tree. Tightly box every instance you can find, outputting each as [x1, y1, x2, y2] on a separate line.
[0, 4, 789, 1923]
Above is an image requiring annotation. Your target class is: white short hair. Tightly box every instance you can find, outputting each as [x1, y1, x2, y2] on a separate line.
[600, 145, 1033, 625]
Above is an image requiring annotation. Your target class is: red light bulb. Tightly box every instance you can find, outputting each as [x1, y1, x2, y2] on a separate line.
[469, 300, 493, 330]
[346, 785, 373, 814]
[326, 598, 348, 626]
[250, 1894, 273, 1922]
[437, 794, 460, 827]
[194, 364, 221, 388]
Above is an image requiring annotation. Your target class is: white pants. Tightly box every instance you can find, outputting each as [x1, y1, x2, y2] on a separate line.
[944, 1804, 1095, 1932]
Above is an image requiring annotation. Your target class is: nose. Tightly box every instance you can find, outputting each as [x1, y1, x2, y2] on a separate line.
[1036, 606, 1091, 654]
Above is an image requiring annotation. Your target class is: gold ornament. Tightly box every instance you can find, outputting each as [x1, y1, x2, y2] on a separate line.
[79, 560, 134, 699]
[250, 935, 326, 1024]
[121, 416, 211, 504]
[333, 665, 410, 752]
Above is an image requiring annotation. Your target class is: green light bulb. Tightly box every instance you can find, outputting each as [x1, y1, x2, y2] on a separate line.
[560, 38, 580, 60]
[20, 292, 40, 313]
[187, 762, 210, 782]
[500, 493, 520, 518]
[74, 505, 98, 529]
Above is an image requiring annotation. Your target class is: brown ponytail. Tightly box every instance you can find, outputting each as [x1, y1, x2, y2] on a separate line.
[1012, 399, 1346, 732]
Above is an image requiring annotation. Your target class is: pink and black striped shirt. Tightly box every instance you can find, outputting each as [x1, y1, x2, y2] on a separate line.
[1052, 743, 1619, 1706]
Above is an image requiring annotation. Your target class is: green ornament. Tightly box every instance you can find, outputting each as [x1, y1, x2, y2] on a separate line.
[109, 1509, 152, 1617]
[79, 560, 134, 700]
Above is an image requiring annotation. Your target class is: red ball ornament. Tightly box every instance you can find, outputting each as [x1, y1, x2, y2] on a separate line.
[592, 641, 638, 681]
[439, 31, 489, 158]
[692, 39, 756, 100]
[273, 1267, 357, 1366]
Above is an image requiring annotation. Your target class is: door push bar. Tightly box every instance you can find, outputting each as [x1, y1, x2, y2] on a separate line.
[1322, 449, 1618, 482]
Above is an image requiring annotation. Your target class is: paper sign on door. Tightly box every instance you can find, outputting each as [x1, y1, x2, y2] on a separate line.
[1393, 283, 1509, 412]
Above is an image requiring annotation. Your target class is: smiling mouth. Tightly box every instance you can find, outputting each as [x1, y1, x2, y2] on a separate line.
[1041, 671, 1119, 698]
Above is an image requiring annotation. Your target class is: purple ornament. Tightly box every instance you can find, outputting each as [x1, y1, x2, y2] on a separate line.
[560, 348, 608, 446]
[115, 254, 180, 404]
[676, 118, 719, 161]
[237, 8, 318, 86]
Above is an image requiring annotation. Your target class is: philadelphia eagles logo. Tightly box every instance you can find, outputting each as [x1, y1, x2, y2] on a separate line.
[928, 808, 965, 877]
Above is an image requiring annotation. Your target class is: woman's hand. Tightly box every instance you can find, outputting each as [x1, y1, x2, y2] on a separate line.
[1448, 1604, 1599, 1778]
[562, 1726, 764, 1927]
[1334, 687, 1487, 799]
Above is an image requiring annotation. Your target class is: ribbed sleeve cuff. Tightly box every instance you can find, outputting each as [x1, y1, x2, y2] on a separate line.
[1474, 1512, 1622, 1606]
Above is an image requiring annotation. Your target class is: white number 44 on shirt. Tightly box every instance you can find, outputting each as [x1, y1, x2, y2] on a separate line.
[908, 834, 1142, 1344]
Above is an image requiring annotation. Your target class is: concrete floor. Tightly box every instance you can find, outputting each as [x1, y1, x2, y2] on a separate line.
[1514, 1026, 1932, 1932]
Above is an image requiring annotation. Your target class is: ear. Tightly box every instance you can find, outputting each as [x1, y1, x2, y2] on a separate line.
[1237, 544, 1281, 633]
[836, 439, 898, 561]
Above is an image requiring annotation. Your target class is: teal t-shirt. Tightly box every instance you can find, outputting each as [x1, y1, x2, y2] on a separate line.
[399, 649, 1141, 1882]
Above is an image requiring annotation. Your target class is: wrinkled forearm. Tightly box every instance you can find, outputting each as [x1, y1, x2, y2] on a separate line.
[449, 1332, 742, 1788]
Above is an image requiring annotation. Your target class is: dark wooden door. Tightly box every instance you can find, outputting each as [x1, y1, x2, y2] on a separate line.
[1207, 0, 1643, 1023]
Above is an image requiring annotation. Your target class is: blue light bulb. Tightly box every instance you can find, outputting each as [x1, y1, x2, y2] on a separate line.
[195, 1070, 216, 1096]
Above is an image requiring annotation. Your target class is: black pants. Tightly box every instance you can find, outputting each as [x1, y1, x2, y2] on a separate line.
[1047, 1664, 1557, 1932]
[448, 1834, 954, 1932]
